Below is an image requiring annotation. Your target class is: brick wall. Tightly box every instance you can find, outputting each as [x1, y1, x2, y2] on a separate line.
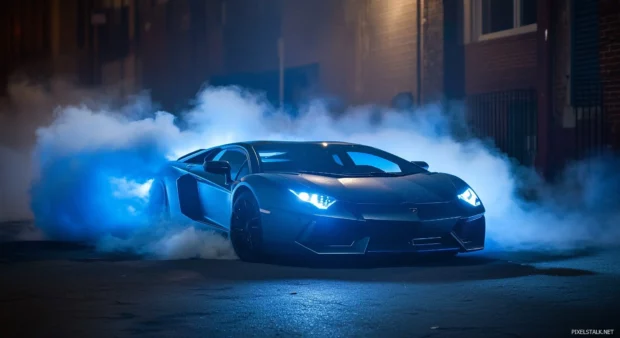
[281, 0, 358, 102]
[216, 0, 445, 106]
[223, 0, 282, 74]
[285, 0, 449, 106]
[280, 0, 327, 68]
[464, 33, 538, 95]
[600, 0, 620, 149]
[282, 0, 424, 105]
[358, 0, 420, 104]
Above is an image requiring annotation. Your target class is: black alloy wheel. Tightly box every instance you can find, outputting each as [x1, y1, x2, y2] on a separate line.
[230, 191, 264, 262]
[147, 179, 169, 223]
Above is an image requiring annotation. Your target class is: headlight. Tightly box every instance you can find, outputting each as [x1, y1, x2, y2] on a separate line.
[458, 188, 481, 207]
[289, 189, 336, 209]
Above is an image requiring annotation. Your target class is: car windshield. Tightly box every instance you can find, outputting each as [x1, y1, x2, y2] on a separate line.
[253, 143, 426, 177]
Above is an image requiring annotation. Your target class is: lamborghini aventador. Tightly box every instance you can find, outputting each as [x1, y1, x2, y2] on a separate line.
[148, 141, 486, 262]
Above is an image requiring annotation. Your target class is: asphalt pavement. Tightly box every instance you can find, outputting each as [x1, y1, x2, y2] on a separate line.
[1, 228, 619, 338]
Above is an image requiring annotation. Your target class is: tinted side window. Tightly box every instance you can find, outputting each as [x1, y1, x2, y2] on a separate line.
[216, 150, 248, 179]
[212, 149, 227, 161]
[332, 154, 344, 166]
[235, 161, 250, 180]
[185, 150, 209, 164]
[347, 152, 402, 173]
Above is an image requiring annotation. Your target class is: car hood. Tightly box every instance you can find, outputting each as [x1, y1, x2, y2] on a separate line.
[260, 172, 459, 204]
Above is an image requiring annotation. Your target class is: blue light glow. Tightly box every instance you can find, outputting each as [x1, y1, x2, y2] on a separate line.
[458, 187, 481, 207]
[30, 145, 168, 242]
[289, 189, 336, 209]
[297, 192, 310, 201]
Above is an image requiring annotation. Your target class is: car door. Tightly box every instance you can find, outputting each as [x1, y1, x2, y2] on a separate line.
[193, 147, 249, 229]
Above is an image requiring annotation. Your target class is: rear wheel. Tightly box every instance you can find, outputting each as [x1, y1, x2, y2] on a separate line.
[147, 179, 169, 223]
[230, 191, 264, 262]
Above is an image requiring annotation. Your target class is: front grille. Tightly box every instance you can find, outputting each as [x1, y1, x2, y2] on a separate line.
[294, 210, 485, 254]
[413, 200, 461, 220]
[412, 237, 443, 246]
[297, 217, 365, 246]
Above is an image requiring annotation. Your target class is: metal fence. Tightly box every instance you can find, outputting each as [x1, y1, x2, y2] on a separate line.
[573, 106, 607, 160]
[465, 89, 538, 167]
[571, 83, 608, 160]
[466, 86, 609, 173]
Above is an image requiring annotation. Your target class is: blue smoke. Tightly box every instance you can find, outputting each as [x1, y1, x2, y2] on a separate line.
[29, 105, 176, 242]
[31, 148, 164, 242]
[20, 84, 620, 255]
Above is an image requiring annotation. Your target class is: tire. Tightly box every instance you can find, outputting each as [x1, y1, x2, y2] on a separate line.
[147, 179, 169, 224]
[230, 191, 264, 262]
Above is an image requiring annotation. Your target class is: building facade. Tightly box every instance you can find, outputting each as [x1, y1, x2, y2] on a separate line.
[1, 0, 53, 94]
[0, 0, 137, 94]
[207, 0, 447, 108]
[459, 0, 617, 175]
[1, 0, 618, 176]
[600, 0, 620, 149]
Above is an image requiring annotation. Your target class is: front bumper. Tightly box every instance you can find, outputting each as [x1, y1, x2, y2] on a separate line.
[260, 200, 485, 255]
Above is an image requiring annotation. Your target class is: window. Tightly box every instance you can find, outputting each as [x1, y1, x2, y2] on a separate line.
[213, 149, 248, 181]
[253, 143, 425, 177]
[472, 0, 537, 41]
[184, 150, 209, 164]
[520, 0, 537, 26]
[235, 161, 250, 181]
[259, 152, 289, 163]
[346, 152, 402, 173]
[481, 0, 514, 34]
[332, 154, 344, 166]
[257, 149, 344, 173]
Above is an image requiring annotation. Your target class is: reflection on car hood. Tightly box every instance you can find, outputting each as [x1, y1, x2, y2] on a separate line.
[259, 172, 458, 204]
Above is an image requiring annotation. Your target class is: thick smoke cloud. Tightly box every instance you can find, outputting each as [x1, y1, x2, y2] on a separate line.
[1, 80, 619, 260]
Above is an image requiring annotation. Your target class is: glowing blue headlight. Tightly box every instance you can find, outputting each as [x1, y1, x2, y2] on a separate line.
[458, 188, 481, 207]
[289, 189, 336, 209]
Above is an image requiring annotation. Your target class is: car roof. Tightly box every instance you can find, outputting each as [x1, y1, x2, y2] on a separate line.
[177, 141, 364, 161]
[238, 140, 359, 147]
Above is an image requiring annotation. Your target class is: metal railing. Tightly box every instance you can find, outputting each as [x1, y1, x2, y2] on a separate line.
[465, 85, 610, 173]
[571, 82, 608, 160]
[466, 89, 538, 167]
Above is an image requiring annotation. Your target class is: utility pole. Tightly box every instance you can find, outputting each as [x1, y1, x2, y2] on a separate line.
[417, 0, 425, 107]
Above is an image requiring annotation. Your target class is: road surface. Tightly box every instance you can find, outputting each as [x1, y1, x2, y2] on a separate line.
[1, 225, 619, 337]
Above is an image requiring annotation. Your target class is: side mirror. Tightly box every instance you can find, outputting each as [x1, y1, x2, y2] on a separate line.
[411, 161, 429, 170]
[203, 160, 232, 183]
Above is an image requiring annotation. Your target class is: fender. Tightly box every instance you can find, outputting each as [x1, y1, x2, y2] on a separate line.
[232, 175, 286, 211]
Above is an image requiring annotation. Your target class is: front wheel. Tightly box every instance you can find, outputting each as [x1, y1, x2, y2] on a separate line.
[230, 191, 264, 262]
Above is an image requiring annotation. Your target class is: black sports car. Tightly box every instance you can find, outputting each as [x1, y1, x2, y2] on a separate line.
[148, 141, 486, 261]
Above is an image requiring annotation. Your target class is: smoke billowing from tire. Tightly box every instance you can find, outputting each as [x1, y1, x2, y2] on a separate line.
[0, 80, 618, 259]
